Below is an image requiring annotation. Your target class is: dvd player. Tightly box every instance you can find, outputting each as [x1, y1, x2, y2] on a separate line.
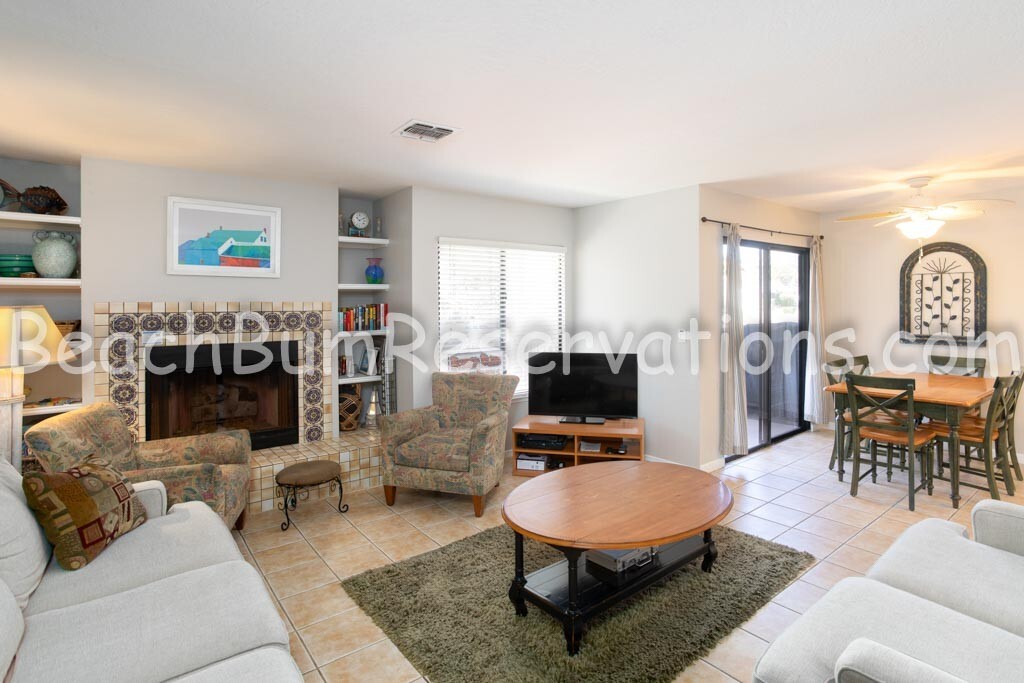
[516, 433, 569, 451]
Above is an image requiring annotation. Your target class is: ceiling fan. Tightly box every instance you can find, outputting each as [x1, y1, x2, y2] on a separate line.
[835, 176, 1015, 239]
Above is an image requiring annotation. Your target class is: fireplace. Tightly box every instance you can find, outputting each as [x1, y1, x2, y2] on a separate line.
[146, 341, 299, 450]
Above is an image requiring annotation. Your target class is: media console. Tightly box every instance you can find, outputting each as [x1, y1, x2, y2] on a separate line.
[511, 415, 645, 478]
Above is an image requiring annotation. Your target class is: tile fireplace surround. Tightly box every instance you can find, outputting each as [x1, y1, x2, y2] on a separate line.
[93, 301, 382, 514]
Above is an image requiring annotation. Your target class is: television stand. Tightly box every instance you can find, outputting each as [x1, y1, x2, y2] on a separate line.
[512, 415, 645, 478]
[558, 416, 606, 425]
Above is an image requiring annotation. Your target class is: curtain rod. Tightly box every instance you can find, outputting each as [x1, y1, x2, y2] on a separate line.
[701, 216, 824, 240]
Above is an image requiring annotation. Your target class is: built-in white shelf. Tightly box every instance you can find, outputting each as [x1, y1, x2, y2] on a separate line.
[337, 329, 389, 337]
[338, 236, 389, 248]
[338, 373, 382, 385]
[23, 401, 84, 417]
[0, 211, 81, 229]
[337, 283, 389, 292]
[0, 277, 81, 290]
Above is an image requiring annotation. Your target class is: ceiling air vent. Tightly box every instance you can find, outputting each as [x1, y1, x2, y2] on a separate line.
[393, 120, 458, 143]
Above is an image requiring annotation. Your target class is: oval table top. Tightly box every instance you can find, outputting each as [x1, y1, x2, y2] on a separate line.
[501, 460, 733, 550]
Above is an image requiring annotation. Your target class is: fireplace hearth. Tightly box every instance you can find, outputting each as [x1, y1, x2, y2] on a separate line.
[146, 341, 299, 450]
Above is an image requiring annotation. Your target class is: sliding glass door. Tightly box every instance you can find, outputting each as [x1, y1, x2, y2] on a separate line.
[734, 240, 810, 452]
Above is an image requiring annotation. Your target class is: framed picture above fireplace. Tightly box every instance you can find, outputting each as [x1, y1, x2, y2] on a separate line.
[167, 196, 281, 278]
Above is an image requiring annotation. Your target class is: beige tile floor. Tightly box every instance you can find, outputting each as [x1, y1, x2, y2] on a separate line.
[232, 429, 1023, 682]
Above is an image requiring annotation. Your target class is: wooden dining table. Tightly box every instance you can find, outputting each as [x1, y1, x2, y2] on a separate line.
[825, 371, 995, 508]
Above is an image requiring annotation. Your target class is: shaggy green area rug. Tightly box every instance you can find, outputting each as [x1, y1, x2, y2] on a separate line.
[342, 525, 812, 682]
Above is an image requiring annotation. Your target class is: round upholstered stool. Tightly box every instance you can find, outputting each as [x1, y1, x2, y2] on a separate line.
[274, 460, 348, 531]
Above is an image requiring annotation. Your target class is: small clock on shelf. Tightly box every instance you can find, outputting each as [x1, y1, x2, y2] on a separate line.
[348, 211, 370, 238]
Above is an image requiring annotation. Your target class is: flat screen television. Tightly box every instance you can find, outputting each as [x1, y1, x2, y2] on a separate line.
[528, 352, 638, 423]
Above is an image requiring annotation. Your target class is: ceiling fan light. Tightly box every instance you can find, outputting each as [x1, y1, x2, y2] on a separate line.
[897, 217, 944, 240]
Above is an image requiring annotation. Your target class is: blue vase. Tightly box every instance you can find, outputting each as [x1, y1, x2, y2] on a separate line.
[365, 258, 384, 284]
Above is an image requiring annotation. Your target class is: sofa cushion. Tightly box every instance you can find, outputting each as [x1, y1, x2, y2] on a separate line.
[0, 458, 24, 496]
[0, 463, 50, 609]
[0, 579, 24, 681]
[753, 578, 1024, 683]
[866, 517, 1024, 637]
[25, 501, 240, 616]
[396, 429, 472, 472]
[22, 457, 147, 570]
[12, 560, 288, 683]
[167, 645, 302, 682]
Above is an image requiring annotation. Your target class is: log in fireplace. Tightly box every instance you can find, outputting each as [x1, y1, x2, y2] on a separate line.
[146, 341, 299, 450]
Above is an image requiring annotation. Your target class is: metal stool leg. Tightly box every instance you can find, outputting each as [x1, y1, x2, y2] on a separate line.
[279, 485, 298, 531]
[330, 476, 350, 513]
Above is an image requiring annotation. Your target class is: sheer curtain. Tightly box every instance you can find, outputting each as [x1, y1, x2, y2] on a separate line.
[720, 223, 748, 456]
[803, 236, 830, 424]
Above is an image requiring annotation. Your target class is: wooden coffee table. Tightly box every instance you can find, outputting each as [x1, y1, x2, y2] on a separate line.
[501, 460, 733, 655]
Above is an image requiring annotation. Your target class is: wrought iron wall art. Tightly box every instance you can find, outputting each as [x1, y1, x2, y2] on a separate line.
[899, 242, 986, 345]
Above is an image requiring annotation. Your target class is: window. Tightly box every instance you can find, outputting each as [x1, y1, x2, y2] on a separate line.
[438, 238, 566, 398]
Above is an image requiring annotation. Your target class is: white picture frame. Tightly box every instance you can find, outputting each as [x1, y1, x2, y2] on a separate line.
[167, 196, 281, 278]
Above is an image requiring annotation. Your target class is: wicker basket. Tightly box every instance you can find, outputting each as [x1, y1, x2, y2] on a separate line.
[338, 391, 363, 431]
[54, 320, 80, 336]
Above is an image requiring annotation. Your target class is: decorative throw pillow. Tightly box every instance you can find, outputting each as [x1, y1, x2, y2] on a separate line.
[21, 457, 147, 570]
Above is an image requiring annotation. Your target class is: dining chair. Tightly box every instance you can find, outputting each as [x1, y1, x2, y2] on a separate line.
[927, 354, 987, 377]
[826, 355, 871, 473]
[929, 375, 1017, 500]
[1004, 372, 1024, 480]
[845, 374, 936, 511]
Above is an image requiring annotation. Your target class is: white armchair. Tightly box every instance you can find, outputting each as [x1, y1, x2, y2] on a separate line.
[972, 499, 1024, 556]
[132, 480, 168, 519]
[834, 638, 966, 683]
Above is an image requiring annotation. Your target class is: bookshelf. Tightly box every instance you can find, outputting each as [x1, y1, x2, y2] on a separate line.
[0, 211, 81, 229]
[338, 236, 389, 248]
[23, 402, 84, 417]
[338, 373, 383, 385]
[337, 283, 389, 292]
[0, 278, 81, 290]
[0, 161, 85, 433]
[337, 195, 396, 433]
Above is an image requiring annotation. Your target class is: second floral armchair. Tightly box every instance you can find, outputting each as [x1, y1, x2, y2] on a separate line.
[24, 402, 251, 528]
[380, 372, 518, 516]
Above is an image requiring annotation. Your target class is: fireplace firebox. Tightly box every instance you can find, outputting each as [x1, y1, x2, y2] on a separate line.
[146, 341, 299, 450]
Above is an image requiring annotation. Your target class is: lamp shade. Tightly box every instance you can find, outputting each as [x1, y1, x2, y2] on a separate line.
[0, 306, 74, 369]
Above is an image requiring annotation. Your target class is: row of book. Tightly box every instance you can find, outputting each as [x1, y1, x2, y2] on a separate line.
[339, 303, 389, 332]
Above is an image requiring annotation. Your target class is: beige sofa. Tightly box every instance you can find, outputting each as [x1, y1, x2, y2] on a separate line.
[0, 460, 301, 682]
[754, 500, 1024, 682]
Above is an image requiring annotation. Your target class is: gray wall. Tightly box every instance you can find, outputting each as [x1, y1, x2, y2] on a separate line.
[820, 182, 1024, 448]
[80, 157, 339, 404]
[81, 157, 337, 305]
[388, 187, 574, 415]
[573, 186, 702, 466]
[373, 188, 413, 410]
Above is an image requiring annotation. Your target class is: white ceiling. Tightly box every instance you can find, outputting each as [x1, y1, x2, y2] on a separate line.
[3, 1, 1024, 210]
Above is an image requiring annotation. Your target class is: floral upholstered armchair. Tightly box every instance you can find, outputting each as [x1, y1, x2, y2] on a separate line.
[24, 402, 251, 529]
[380, 372, 519, 516]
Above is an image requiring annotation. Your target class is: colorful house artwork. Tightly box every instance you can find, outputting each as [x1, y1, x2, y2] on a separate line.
[177, 228, 271, 268]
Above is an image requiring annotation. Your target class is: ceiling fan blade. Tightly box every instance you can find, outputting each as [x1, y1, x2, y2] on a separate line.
[835, 210, 903, 222]
[874, 215, 906, 227]
[931, 206, 984, 220]
[939, 198, 1016, 211]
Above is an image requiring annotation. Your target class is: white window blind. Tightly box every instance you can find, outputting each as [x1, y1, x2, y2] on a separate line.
[437, 238, 566, 398]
